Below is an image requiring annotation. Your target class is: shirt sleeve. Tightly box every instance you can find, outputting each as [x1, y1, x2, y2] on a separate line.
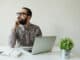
[9, 29, 17, 48]
[35, 26, 42, 37]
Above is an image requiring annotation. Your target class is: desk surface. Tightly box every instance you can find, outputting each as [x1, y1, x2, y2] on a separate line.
[0, 46, 80, 60]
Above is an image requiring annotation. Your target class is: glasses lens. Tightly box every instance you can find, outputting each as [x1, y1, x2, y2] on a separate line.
[16, 12, 27, 15]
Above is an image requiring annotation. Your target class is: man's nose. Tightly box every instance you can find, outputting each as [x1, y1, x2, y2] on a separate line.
[21, 15, 25, 19]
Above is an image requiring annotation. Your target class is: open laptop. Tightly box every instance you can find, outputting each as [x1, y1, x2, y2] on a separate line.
[22, 36, 56, 55]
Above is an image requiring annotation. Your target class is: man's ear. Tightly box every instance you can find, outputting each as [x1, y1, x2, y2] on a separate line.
[26, 16, 31, 24]
[27, 16, 31, 21]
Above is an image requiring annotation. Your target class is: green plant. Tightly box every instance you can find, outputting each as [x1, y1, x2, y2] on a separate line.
[60, 37, 74, 51]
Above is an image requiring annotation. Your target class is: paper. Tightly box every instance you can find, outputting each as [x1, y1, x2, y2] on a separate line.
[1, 48, 23, 57]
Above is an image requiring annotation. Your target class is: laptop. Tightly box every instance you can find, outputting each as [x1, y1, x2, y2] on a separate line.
[22, 36, 56, 55]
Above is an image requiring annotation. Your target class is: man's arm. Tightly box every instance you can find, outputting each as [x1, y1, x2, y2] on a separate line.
[9, 29, 17, 48]
[9, 21, 20, 48]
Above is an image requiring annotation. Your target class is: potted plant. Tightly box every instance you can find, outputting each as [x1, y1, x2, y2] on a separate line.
[59, 37, 74, 60]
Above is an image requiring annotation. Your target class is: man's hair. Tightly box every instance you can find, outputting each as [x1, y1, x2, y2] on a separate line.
[22, 7, 32, 17]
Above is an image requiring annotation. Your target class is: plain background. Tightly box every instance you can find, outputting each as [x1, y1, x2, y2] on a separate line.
[0, 0, 80, 55]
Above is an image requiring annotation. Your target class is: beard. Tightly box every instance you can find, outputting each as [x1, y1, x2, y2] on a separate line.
[19, 18, 27, 25]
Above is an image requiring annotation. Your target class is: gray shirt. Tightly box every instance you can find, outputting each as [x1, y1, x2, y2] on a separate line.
[9, 23, 42, 48]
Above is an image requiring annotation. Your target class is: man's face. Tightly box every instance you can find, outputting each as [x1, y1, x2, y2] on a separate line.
[17, 9, 29, 25]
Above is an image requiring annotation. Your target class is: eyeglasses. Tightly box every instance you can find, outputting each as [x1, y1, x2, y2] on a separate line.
[16, 12, 28, 15]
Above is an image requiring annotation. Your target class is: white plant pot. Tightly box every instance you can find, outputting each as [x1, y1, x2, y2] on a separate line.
[61, 50, 71, 60]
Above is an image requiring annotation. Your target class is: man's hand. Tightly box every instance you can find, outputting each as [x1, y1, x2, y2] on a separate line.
[14, 17, 20, 31]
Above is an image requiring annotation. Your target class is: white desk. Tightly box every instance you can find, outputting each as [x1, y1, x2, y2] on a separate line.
[0, 46, 80, 60]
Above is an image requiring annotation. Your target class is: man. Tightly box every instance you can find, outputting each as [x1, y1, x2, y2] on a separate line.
[10, 7, 42, 48]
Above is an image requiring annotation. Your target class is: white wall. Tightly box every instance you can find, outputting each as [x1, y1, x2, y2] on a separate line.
[0, 0, 80, 55]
